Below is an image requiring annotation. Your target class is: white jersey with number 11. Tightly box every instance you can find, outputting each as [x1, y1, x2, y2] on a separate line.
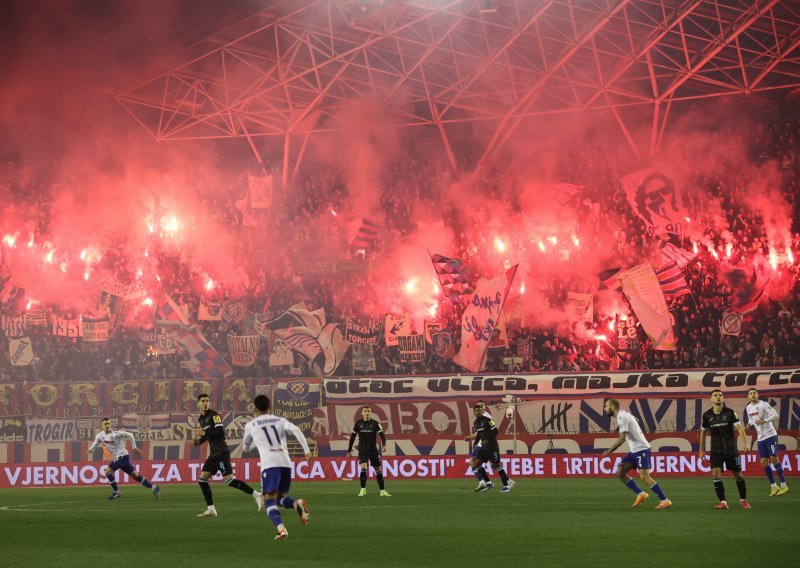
[242, 414, 311, 469]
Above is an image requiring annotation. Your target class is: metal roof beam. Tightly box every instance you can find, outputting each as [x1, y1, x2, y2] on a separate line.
[749, 24, 800, 90]
[583, 0, 703, 108]
[478, 0, 632, 168]
[657, 0, 780, 102]
[437, 0, 555, 118]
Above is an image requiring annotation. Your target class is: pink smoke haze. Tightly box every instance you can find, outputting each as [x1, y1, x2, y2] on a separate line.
[0, 1, 797, 334]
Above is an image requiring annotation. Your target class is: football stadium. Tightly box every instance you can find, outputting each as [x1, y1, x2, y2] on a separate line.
[1, 1, 799, 566]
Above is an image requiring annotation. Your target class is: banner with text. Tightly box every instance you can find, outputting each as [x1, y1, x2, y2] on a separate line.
[2, 452, 799, 487]
[0, 377, 264, 417]
[272, 378, 322, 437]
[323, 368, 800, 401]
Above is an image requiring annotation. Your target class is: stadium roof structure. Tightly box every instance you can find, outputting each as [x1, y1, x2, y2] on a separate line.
[109, 0, 800, 177]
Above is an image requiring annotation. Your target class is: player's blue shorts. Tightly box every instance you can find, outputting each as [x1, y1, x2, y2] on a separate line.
[757, 435, 780, 458]
[621, 449, 652, 470]
[471, 444, 481, 458]
[108, 455, 136, 475]
[261, 467, 292, 494]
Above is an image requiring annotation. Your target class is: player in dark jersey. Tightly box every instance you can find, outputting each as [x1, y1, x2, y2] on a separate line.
[469, 404, 514, 493]
[698, 390, 751, 510]
[466, 400, 491, 490]
[193, 393, 263, 517]
[347, 406, 390, 497]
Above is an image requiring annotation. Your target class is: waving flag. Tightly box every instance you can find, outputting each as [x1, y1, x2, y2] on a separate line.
[719, 264, 770, 314]
[154, 294, 190, 326]
[453, 265, 517, 372]
[620, 167, 685, 237]
[349, 218, 381, 255]
[661, 240, 695, 269]
[168, 326, 233, 378]
[616, 263, 676, 350]
[598, 267, 623, 292]
[267, 304, 349, 375]
[655, 261, 691, 299]
[430, 252, 473, 305]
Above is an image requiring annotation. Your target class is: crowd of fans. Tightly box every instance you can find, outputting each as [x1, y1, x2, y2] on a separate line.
[1, 117, 799, 383]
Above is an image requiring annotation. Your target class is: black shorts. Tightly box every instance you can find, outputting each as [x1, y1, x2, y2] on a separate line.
[710, 452, 741, 473]
[477, 444, 501, 465]
[358, 450, 382, 468]
[202, 454, 233, 476]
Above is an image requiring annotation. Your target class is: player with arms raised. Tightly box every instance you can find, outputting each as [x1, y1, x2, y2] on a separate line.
[242, 395, 312, 540]
[88, 417, 160, 501]
[745, 388, 788, 496]
[347, 406, 390, 497]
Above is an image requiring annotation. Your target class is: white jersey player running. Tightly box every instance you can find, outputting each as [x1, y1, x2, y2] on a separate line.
[87, 417, 160, 500]
[745, 388, 789, 496]
[603, 400, 671, 509]
[242, 395, 312, 540]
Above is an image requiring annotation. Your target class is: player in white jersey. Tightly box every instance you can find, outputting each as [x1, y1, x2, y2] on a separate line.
[242, 395, 312, 540]
[87, 417, 160, 501]
[603, 399, 671, 509]
[745, 388, 789, 496]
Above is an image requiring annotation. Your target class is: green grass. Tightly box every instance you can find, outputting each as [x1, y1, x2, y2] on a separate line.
[0, 478, 797, 567]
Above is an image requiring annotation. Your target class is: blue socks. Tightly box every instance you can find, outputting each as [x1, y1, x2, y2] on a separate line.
[764, 466, 775, 484]
[625, 477, 643, 495]
[265, 498, 282, 526]
[106, 472, 151, 491]
[651, 483, 667, 501]
[279, 496, 296, 509]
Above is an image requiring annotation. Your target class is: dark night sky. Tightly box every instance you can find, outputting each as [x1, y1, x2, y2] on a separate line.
[0, 1, 264, 166]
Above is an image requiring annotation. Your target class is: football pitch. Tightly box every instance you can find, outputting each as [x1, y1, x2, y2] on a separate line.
[1, 478, 797, 567]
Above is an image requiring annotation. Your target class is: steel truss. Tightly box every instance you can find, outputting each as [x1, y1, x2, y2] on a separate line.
[109, 0, 800, 176]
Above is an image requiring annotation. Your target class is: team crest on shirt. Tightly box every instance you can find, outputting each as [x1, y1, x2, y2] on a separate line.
[287, 381, 310, 400]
